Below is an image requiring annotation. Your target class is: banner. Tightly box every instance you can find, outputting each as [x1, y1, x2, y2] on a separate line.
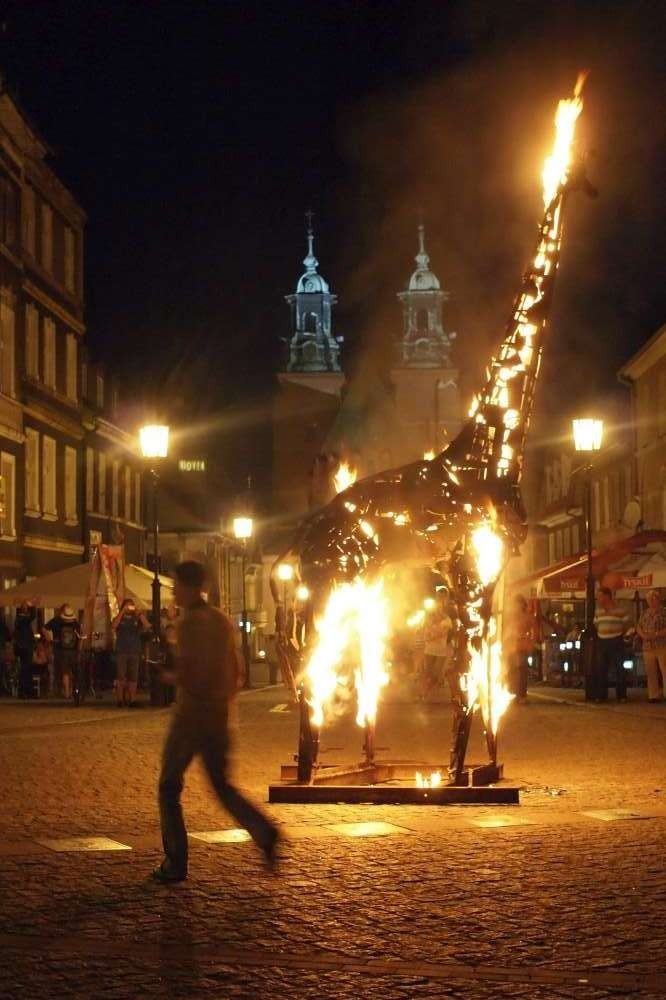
[83, 545, 125, 650]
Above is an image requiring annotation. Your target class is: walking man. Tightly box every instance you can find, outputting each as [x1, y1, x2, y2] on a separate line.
[153, 560, 278, 883]
[593, 586, 630, 702]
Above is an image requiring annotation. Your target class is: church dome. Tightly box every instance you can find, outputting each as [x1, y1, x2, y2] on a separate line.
[296, 225, 330, 294]
[408, 224, 441, 291]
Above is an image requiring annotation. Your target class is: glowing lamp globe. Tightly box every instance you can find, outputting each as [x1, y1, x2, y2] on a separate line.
[572, 418, 603, 453]
[296, 584, 310, 602]
[139, 424, 169, 460]
[277, 563, 294, 582]
[233, 516, 253, 540]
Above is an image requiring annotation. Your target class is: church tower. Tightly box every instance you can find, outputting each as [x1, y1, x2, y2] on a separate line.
[272, 216, 344, 516]
[391, 224, 461, 459]
[284, 213, 341, 374]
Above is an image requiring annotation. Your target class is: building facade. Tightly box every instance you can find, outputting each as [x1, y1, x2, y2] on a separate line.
[0, 84, 144, 591]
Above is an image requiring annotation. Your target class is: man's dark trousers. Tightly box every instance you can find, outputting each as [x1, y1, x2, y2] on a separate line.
[596, 637, 627, 701]
[159, 706, 275, 876]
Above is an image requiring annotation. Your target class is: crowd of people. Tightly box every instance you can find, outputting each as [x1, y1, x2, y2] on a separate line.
[0, 598, 174, 705]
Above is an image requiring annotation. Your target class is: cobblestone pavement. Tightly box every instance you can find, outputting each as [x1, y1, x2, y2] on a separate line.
[0, 683, 665, 998]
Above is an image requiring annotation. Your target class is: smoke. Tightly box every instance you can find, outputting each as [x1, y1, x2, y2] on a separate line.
[335, 2, 666, 418]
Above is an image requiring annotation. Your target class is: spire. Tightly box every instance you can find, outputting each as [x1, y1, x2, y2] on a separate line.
[303, 210, 318, 275]
[415, 223, 430, 272]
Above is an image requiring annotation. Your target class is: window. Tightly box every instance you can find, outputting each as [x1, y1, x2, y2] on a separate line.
[25, 303, 39, 379]
[43, 317, 56, 389]
[41, 202, 53, 273]
[64, 446, 77, 522]
[562, 526, 571, 558]
[64, 227, 76, 292]
[98, 451, 106, 514]
[124, 466, 131, 520]
[81, 360, 88, 400]
[548, 532, 556, 565]
[85, 447, 94, 512]
[0, 175, 18, 250]
[96, 373, 104, 408]
[23, 185, 36, 256]
[134, 471, 141, 524]
[66, 334, 77, 401]
[572, 522, 580, 553]
[42, 436, 56, 516]
[0, 452, 16, 537]
[25, 429, 40, 513]
[554, 529, 563, 561]
[112, 460, 119, 517]
[0, 296, 15, 397]
[545, 465, 553, 505]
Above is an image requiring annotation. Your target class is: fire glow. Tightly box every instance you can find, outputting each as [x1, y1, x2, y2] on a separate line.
[334, 461, 357, 494]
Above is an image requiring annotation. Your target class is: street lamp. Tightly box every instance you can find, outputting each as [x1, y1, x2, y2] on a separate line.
[296, 583, 310, 602]
[139, 424, 170, 640]
[233, 515, 253, 689]
[277, 563, 294, 631]
[572, 417, 603, 701]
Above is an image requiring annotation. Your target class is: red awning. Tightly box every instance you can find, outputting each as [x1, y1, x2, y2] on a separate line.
[510, 531, 666, 599]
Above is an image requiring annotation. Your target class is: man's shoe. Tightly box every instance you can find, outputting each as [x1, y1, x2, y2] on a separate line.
[151, 863, 187, 884]
[261, 828, 280, 872]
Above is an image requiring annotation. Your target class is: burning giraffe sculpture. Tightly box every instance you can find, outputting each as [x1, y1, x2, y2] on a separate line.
[273, 77, 593, 785]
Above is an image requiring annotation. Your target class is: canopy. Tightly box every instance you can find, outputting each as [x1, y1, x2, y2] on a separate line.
[508, 531, 666, 600]
[1, 563, 173, 610]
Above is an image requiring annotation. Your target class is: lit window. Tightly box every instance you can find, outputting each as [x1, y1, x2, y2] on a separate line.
[0, 295, 16, 397]
[98, 452, 106, 514]
[25, 429, 40, 514]
[0, 452, 16, 537]
[65, 446, 77, 522]
[25, 303, 39, 379]
[86, 447, 94, 513]
[112, 460, 119, 517]
[66, 334, 77, 401]
[41, 202, 53, 273]
[43, 318, 56, 390]
[42, 436, 57, 516]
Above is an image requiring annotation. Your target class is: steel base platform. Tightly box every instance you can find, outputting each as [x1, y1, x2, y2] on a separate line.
[268, 759, 520, 805]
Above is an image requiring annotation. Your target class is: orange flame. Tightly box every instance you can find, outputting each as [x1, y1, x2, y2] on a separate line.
[334, 461, 357, 495]
[542, 72, 586, 208]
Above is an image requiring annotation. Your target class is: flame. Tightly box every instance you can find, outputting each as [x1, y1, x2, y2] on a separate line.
[471, 523, 504, 587]
[304, 578, 389, 729]
[416, 771, 442, 788]
[423, 449, 435, 461]
[541, 73, 586, 207]
[334, 461, 357, 494]
[466, 618, 514, 736]
[406, 608, 425, 629]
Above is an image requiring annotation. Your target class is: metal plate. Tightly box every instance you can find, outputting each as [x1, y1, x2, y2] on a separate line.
[189, 829, 252, 844]
[582, 809, 652, 822]
[36, 837, 131, 852]
[469, 815, 532, 828]
[327, 822, 410, 838]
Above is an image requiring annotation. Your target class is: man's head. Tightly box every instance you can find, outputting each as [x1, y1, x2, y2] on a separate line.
[173, 561, 207, 609]
[122, 598, 136, 615]
[61, 603, 75, 618]
[598, 586, 613, 609]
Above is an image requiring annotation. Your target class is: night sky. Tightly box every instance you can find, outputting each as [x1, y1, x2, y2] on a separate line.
[3, 1, 665, 445]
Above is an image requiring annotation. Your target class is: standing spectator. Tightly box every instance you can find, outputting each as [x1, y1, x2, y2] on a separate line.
[14, 602, 36, 699]
[593, 587, 631, 702]
[112, 599, 150, 707]
[422, 592, 453, 699]
[637, 589, 666, 702]
[504, 594, 534, 700]
[45, 605, 81, 700]
[153, 560, 277, 883]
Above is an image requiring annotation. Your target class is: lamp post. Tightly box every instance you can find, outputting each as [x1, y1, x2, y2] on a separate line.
[139, 424, 170, 639]
[277, 562, 294, 615]
[233, 515, 253, 689]
[572, 418, 603, 701]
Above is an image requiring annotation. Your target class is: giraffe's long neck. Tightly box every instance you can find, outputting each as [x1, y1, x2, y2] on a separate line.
[443, 188, 568, 492]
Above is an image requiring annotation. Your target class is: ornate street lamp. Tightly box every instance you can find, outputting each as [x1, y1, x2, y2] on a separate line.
[233, 514, 253, 689]
[139, 424, 170, 640]
[572, 417, 603, 700]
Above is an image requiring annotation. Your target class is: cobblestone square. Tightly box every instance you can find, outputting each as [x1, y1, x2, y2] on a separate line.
[0, 685, 664, 997]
